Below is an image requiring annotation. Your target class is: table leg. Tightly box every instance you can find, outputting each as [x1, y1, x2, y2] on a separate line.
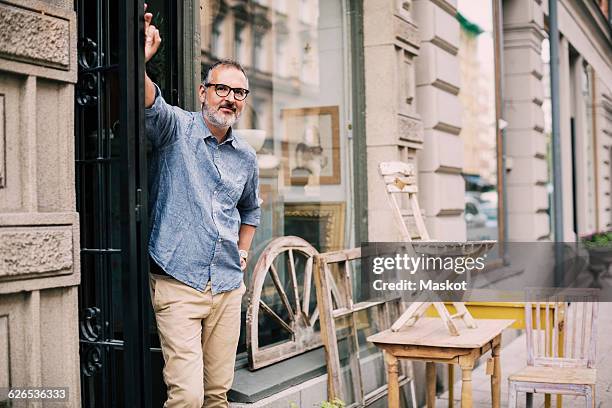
[544, 393, 551, 408]
[448, 364, 454, 408]
[459, 361, 474, 408]
[385, 352, 400, 408]
[491, 340, 501, 408]
[426, 362, 436, 408]
[460, 367, 473, 408]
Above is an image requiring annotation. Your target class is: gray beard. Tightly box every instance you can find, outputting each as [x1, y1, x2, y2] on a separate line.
[202, 100, 240, 128]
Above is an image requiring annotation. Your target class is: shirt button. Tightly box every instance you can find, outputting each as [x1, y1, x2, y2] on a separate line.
[218, 238, 222, 242]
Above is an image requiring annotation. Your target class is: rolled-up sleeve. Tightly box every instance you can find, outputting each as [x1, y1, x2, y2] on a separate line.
[237, 162, 261, 227]
[145, 84, 179, 148]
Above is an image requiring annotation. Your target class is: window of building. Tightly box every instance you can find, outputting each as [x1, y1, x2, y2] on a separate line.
[200, 0, 355, 364]
[234, 22, 245, 61]
[211, 17, 224, 57]
[275, 32, 288, 77]
[253, 30, 266, 72]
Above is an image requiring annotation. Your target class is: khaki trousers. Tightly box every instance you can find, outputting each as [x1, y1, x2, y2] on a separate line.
[149, 274, 245, 408]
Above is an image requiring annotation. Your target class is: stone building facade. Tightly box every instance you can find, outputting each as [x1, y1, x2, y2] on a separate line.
[0, 0, 80, 406]
[0, 0, 610, 407]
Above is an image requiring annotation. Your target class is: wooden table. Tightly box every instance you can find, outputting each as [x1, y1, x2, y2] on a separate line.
[368, 318, 515, 408]
[426, 302, 565, 408]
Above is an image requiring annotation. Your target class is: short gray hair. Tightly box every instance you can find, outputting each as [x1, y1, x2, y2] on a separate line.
[203, 59, 249, 88]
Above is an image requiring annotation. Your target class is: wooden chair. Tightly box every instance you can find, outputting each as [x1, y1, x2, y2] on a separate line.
[378, 161, 429, 242]
[378, 161, 493, 336]
[314, 247, 417, 407]
[508, 288, 599, 408]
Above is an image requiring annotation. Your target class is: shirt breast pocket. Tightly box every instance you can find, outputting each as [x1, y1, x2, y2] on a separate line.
[222, 176, 246, 207]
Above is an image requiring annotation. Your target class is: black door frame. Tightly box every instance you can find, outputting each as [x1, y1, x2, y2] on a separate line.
[117, 1, 152, 406]
[76, 0, 177, 406]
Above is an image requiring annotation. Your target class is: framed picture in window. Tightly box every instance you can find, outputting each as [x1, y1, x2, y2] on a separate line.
[283, 202, 345, 252]
[281, 106, 341, 186]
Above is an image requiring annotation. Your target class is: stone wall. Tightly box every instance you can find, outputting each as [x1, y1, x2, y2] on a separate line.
[503, 0, 550, 241]
[0, 0, 80, 406]
[363, 0, 466, 243]
[595, 78, 612, 231]
[414, 0, 466, 241]
[363, 0, 424, 242]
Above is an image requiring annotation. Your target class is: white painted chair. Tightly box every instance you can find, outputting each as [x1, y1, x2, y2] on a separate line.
[508, 288, 599, 408]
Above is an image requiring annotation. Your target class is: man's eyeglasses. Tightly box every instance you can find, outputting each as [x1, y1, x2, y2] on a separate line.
[204, 83, 250, 101]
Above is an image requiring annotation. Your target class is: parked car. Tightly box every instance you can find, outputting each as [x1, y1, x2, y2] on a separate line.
[465, 196, 488, 228]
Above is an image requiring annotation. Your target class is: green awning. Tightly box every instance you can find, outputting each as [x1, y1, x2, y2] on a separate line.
[456, 11, 484, 36]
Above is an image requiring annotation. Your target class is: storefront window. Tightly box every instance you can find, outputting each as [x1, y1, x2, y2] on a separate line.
[457, 1, 500, 241]
[200, 0, 353, 356]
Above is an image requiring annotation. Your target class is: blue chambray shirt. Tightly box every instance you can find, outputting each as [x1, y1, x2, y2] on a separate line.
[145, 85, 260, 294]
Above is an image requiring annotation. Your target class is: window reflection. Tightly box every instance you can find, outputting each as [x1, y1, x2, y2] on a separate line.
[212, 18, 224, 58]
[200, 0, 351, 356]
[457, 0, 499, 241]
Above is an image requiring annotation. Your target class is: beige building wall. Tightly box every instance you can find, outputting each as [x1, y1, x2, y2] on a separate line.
[502, 0, 550, 241]
[0, 0, 80, 406]
[363, 0, 424, 241]
[413, 0, 466, 241]
[362, 0, 475, 242]
[549, 0, 612, 238]
[595, 77, 612, 231]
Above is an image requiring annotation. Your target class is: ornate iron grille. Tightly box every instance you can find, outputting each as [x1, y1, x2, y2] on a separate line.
[76, 1, 153, 406]
[76, 0, 122, 406]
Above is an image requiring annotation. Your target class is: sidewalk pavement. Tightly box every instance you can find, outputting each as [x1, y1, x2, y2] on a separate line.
[434, 302, 612, 408]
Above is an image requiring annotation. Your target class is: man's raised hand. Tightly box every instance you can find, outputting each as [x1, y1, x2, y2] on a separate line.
[144, 4, 161, 63]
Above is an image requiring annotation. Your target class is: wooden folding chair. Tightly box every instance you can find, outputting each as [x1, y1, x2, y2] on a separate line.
[314, 248, 417, 408]
[378, 161, 492, 336]
[508, 288, 599, 408]
[378, 161, 429, 242]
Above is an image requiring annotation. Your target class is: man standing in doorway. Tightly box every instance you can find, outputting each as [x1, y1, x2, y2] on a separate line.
[143, 7, 260, 408]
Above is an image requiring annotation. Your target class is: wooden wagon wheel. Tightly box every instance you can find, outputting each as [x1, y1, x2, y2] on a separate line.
[246, 236, 322, 370]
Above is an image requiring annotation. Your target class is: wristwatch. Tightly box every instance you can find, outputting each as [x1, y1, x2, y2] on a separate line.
[239, 249, 249, 261]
